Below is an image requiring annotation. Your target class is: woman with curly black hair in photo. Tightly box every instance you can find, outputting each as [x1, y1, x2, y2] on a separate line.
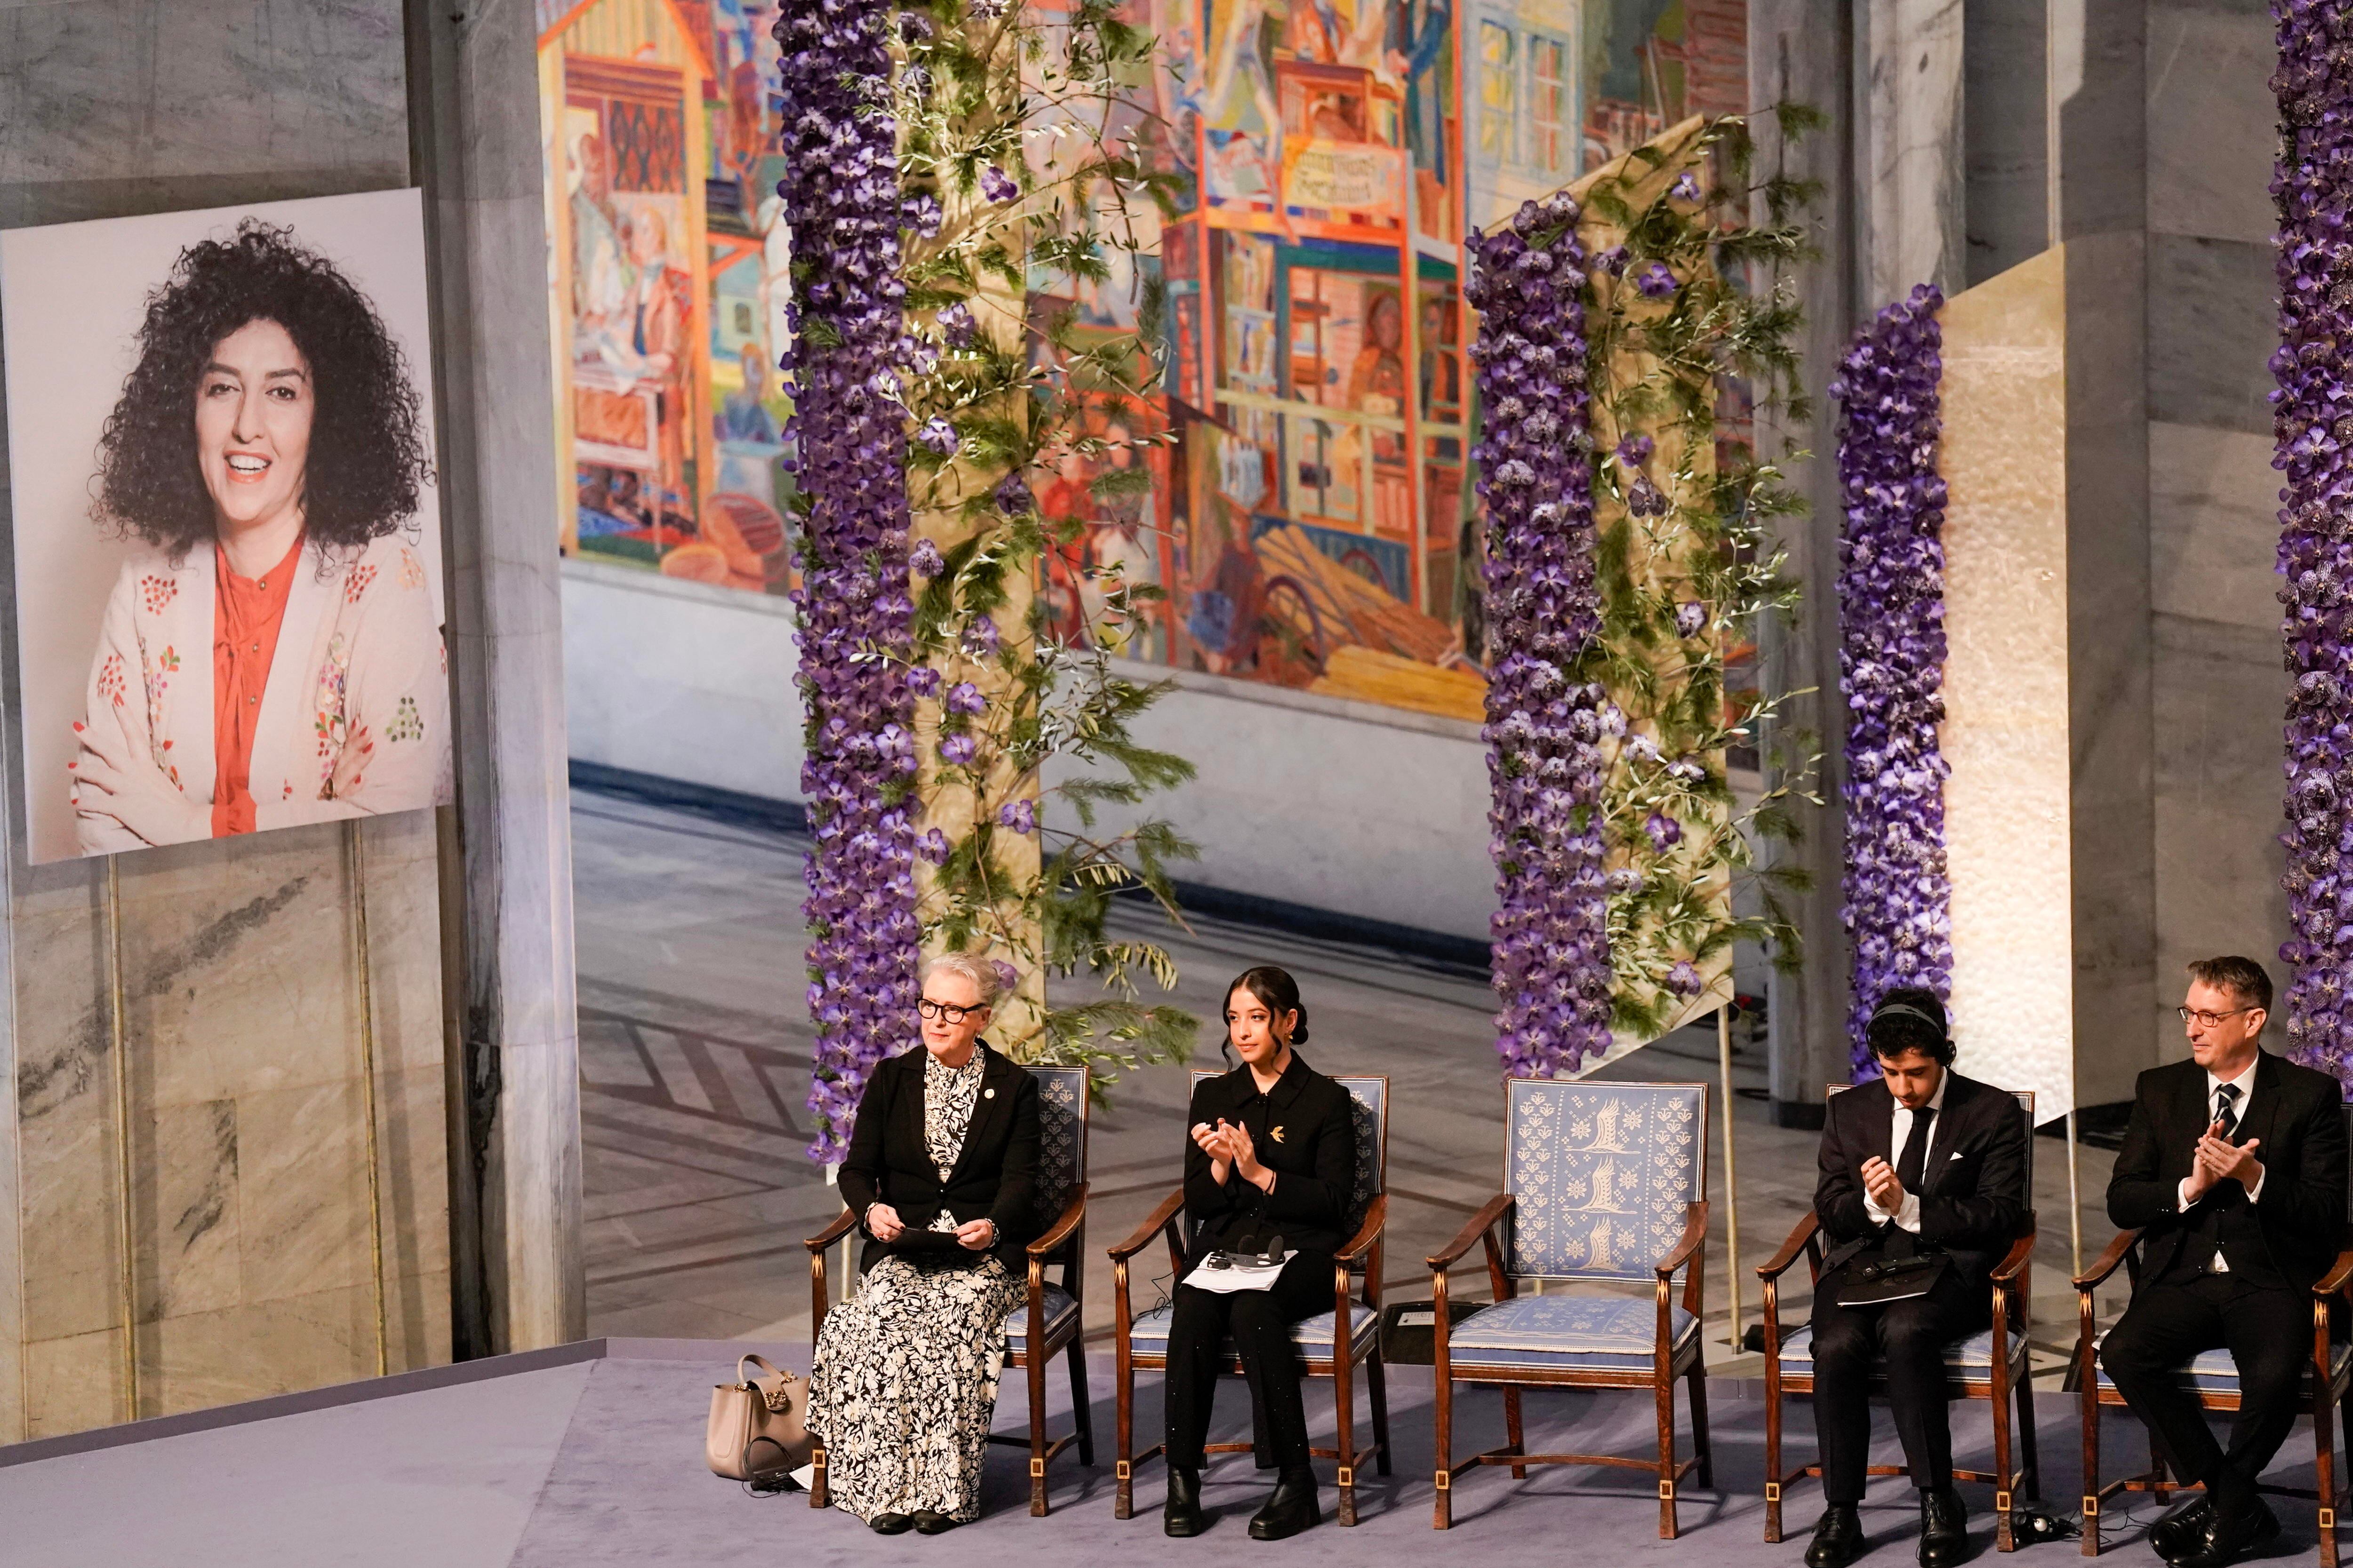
[70, 219, 449, 852]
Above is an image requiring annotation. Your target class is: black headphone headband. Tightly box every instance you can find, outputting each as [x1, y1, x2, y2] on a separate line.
[1869, 1000, 1948, 1040]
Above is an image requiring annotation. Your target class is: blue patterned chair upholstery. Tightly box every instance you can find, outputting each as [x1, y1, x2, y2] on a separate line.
[1757, 1086, 2039, 1551]
[1106, 1071, 1391, 1525]
[2072, 1102, 2353, 1563]
[802, 1062, 1094, 1518]
[1427, 1079, 1712, 1536]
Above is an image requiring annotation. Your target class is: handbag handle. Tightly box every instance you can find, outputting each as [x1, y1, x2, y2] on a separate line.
[737, 1353, 796, 1414]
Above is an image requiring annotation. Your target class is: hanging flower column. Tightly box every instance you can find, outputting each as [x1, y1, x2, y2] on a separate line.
[775, 0, 922, 1160]
[1470, 192, 1616, 1079]
[1829, 285, 1952, 1076]
[2274, 5, 2353, 1084]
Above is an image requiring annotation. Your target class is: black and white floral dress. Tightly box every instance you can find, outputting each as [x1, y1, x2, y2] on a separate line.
[806, 1050, 1025, 1522]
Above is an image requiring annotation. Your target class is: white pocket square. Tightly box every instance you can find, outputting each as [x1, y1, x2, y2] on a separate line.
[1947, 1151, 1965, 1160]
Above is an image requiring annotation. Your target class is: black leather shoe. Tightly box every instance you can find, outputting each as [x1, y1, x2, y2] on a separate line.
[1247, 1468, 1322, 1541]
[912, 1510, 960, 1535]
[2176, 1495, 2281, 1568]
[2149, 1496, 2215, 1564]
[1918, 1484, 1972, 1568]
[869, 1513, 915, 1535]
[1805, 1504, 1866, 1568]
[1165, 1465, 1208, 1537]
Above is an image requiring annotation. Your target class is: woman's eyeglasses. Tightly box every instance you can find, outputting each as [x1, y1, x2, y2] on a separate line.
[918, 998, 984, 1023]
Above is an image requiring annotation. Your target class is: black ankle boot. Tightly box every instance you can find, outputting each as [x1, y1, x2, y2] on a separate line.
[1248, 1467, 1321, 1541]
[1165, 1465, 1207, 1537]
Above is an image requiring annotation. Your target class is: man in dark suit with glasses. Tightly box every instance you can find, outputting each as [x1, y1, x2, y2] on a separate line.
[2100, 956, 2349, 1568]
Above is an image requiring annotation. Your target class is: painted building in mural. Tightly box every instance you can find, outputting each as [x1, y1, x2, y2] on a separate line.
[533, 0, 1745, 716]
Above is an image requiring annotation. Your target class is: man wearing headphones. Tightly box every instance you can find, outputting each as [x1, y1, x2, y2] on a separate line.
[1802, 987, 2030, 1568]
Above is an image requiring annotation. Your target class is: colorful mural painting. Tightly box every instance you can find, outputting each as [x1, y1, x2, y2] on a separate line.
[534, 0, 1746, 716]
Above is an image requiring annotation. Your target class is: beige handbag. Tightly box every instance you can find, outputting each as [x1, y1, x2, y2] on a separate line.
[706, 1353, 813, 1486]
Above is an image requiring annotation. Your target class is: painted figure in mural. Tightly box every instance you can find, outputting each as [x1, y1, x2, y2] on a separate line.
[1186, 501, 1268, 675]
[804, 953, 1041, 1535]
[569, 132, 630, 333]
[1205, 0, 1285, 204]
[1161, 966, 1356, 1541]
[719, 341, 782, 447]
[72, 221, 449, 853]
[616, 205, 688, 501]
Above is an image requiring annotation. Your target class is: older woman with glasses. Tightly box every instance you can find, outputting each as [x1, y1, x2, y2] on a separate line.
[804, 953, 1042, 1535]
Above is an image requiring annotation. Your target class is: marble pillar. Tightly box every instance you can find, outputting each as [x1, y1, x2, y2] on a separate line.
[407, 0, 585, 1354]
[1751, 0, 1861, 1122]
[1857, 0, 1969, 304]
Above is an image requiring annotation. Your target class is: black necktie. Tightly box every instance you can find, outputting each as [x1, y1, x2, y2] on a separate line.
[2213, 1082, 2241, 1142]
[1896, 1105, 1936, 1195]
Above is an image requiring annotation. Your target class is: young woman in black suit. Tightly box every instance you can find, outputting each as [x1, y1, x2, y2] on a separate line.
[804, 952, 1041, 1535]
[1162, 965, 1358, 1542]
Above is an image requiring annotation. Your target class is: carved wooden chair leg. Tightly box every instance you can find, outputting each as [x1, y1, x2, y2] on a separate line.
[1762, 1365, 1785, 1542]
[1368, 1351, 1393, 1475]
[2315, 1374, 2341, 1568]
[2078, 1359, 2101, 1556]
[1113, 1356, 1135, 1520]
[1991, 1358, 2017, 1552]
[1065, 1336, 1095, 1466]
[1028, 1343, 1051, 1516]
[1334, 1351, 1360, 1527]
[2015, 1366, 2041, 1503]
[1687, 1360, 1714, 1488]
[1505, 1386, 1527, 1478]
[1656, 1368, 1680, 1539]
[1432, 1366, 1454, 1530]
[810, 1445, 829, 1510]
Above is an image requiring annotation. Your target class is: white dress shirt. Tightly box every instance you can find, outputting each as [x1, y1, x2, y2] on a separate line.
[2178, 1056, 2265, 1271]
[1864, 1071, 1950, 1233]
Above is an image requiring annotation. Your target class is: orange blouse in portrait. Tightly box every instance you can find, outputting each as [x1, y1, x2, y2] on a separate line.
[211, 532, 304, 837]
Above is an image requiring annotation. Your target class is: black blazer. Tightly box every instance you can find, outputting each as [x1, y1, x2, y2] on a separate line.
[2107, 1051, 2347, 1292]
[837, 1043, 1041, 1275]
[1815, 1070, 2029, 1288]
[1182, 1052, 1359, 1264]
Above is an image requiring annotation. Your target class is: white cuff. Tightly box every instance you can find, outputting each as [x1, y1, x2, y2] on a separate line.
[1893, 1192, 1922, 1233]
[2177, 1176, 2197, 1210]
[2245, 1167, 2265, 1204]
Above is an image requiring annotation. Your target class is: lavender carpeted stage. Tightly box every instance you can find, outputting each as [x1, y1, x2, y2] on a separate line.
[0, 1338, 2316, 1566]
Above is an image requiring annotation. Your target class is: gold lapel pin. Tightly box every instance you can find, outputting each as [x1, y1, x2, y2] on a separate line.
[1270, 1126, 1286, 1143]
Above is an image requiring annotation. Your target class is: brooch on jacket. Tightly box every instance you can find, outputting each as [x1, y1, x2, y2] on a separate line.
[1270, 1126, 1285, 1143]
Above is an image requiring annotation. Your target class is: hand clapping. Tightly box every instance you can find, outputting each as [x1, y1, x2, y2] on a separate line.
[1191, 1117, 1272, 1191]
[2188, 1118, 2262, 1200]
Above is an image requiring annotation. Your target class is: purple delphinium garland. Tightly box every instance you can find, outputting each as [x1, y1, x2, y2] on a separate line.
[1829, 285, 1952, 1077]
[775, 0, 922, 1160]
[2273, 5, 2353, 1085]
[1468, 192, 1616, 1078]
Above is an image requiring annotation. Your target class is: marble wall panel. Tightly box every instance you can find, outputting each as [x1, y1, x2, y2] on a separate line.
[134, 1282, 381, 1417]
[134, 1097, 240, 1323]
[2149, 421, 2285, 631]
[2147, 3, 2278, 245]
[1963, 0, 2051, 287]
[23, 1324, 120, 1438]
[2146, 234, 2277, 433]
[0, 0, 408, 229]
[1860, 0, 1968, 301]
[17, 1092, 115, 1345]
[2151, 615, 2291, 1064]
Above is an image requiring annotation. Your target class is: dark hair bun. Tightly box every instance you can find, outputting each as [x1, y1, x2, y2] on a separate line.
[1226, 965, 1308, 1044]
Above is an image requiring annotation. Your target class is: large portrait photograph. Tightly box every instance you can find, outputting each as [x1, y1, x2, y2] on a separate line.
[1, 188, 450, 865]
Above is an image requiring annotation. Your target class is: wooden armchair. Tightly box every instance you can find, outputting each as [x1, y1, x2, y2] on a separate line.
[2072, 1103, 2353, 1563]
[1428, 1079, 1713, 1536]
[1105, 1072, 1392, 1525]
[1757, 1087, 2040, 1552]
[802, 1064, 1096, 1517]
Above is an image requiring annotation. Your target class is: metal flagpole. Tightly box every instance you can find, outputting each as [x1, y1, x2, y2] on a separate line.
[1718, 1003, 1743, 1343]
[2065, 1106, 2083, 1280]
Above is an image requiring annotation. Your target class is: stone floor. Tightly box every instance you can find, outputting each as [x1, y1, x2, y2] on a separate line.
[571, 785, 2122, 1376]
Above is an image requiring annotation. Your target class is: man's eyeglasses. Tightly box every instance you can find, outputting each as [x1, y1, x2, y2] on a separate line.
[918, 998, 986, 1024]
[2178, 1005, 2256, 1028]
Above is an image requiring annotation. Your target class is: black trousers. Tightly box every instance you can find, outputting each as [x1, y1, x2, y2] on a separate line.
[2099, 1272, 2311, 1493]
[1163, 1250, 1331, 1471]
[1809, 1264, 1990, 1504]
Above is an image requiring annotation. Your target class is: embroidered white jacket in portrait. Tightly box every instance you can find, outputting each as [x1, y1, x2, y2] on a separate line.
[75, 530, 452, 853]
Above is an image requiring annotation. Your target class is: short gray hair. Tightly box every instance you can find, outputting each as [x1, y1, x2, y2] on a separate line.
[921, 952, 1003, 1009]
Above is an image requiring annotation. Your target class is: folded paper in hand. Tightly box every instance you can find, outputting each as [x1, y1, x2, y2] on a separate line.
[1182, 1250, 1296, 1294]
